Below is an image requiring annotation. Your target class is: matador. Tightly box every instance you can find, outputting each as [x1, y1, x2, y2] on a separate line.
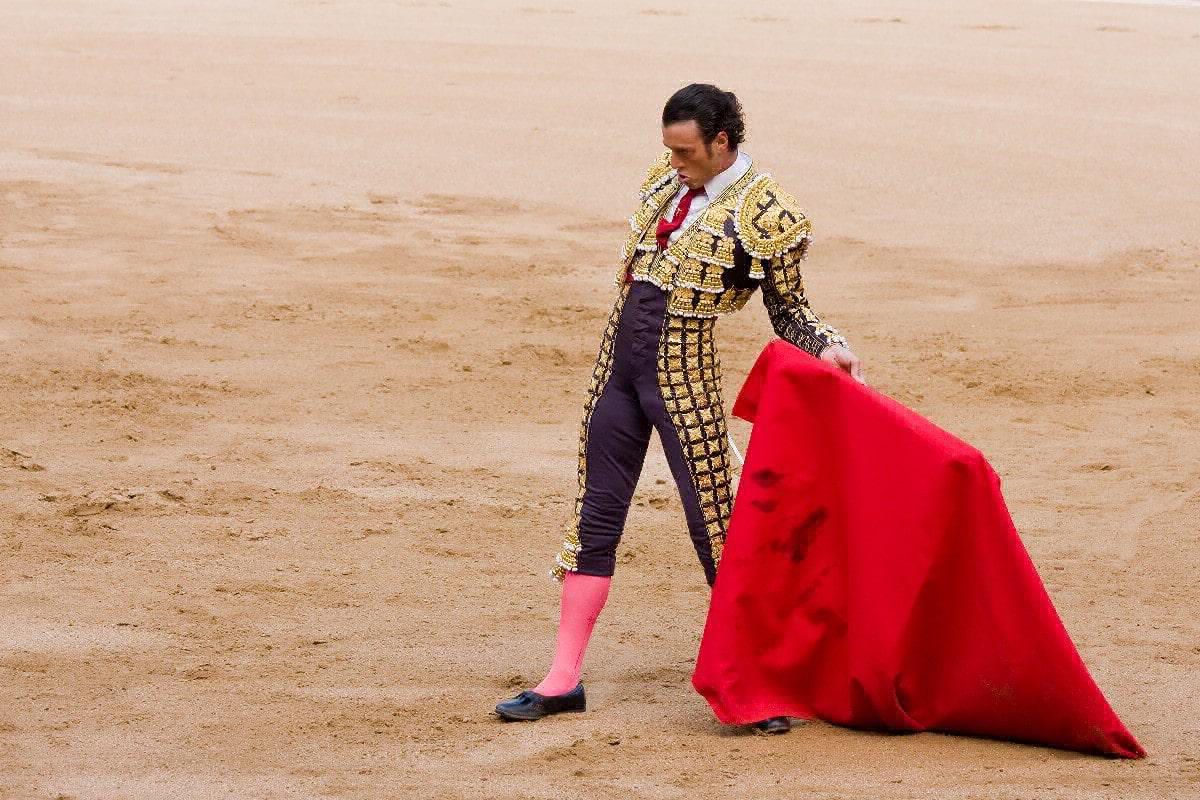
[496, 84, 864, 733]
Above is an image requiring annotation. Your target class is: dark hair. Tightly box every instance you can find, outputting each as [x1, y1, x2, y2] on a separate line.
[662, 84, 746, 148]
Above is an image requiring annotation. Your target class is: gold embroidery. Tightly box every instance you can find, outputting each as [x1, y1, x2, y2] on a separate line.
[622, 157, 819, 319]
[655, 315, 732, 571]
[734, 173, 813, 260]
[761, 251, 849, 355]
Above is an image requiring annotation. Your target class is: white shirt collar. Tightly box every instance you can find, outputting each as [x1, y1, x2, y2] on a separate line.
[701, 150, 752, 201]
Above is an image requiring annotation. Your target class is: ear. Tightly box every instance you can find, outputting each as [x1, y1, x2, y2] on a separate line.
[713, 131, 730, 153]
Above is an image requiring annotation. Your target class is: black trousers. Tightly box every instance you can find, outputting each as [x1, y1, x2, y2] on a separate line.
[573, 281, 718, 585]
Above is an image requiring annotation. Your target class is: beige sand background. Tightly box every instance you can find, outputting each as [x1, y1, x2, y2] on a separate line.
[2, 0, 1198, 797]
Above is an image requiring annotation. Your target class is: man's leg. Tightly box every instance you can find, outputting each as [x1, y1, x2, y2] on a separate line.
[539, 378, 651, 690]
[532, 572, 612, 696]
[498, 378, 651, 721]
[571, 380, 653, 580]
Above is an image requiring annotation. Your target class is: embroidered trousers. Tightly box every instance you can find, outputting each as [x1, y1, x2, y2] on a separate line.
[553, 280, 733, 585]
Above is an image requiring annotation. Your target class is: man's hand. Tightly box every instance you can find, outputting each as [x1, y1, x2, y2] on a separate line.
[820, 344, 866, 385]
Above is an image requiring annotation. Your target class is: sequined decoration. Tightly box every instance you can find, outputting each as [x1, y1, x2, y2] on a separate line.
[760, 250, 849, 357]
[733, 173, 814, 261]
[655, 314, 732, 570]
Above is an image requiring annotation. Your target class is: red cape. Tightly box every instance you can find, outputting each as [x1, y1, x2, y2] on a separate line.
[692, 340, 1144, 758]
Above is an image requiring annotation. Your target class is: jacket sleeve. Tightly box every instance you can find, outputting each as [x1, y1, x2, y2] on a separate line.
[759, 246, 848, 358]
[732, 175, 848, 357]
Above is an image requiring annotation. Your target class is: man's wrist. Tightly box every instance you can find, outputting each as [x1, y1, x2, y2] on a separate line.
[819, 337, 850, 357]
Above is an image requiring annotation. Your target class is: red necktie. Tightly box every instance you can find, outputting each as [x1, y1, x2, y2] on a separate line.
[625, 185, 706, 284]
[655, 186, 706, 251]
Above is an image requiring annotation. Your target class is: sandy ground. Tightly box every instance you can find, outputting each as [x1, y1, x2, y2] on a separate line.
[1, 1, 1198, 798]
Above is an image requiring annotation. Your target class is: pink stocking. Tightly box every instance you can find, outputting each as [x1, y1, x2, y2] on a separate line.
[533, 572, 612, 696]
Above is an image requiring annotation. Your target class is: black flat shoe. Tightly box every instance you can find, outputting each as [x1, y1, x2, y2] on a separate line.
[751, 716, 792, 735]
[494, 683, 586, 721]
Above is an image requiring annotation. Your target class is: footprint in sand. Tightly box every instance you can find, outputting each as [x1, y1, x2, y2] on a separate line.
[28, 148, 185, 175]
[855, 17, 905, 24]
[367, 192, 399, 206]
[412, 193, 520, 216]
[2, 446, 45, 472]
[560, 218, 623, 234]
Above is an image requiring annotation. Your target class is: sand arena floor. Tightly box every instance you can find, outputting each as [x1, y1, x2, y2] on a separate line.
[1, 1, 1198, 798]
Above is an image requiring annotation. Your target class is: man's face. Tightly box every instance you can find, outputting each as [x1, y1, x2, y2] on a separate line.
[663, 120, 731, 189]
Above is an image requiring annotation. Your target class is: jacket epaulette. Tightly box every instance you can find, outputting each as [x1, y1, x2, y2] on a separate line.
[732, 174, 813, 262]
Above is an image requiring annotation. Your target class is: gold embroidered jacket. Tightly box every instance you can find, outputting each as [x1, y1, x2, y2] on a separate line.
[618, 151, 847, 356]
